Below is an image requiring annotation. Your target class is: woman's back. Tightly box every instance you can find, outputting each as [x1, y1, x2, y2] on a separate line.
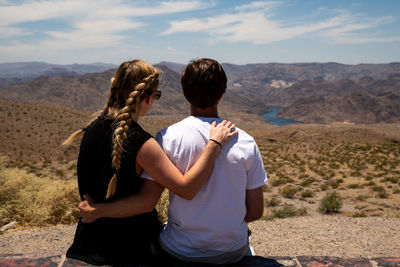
[66, 116, 162, 265]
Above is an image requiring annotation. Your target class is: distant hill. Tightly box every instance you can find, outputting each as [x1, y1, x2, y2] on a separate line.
[1, 61, 400, 124]
[0, 69, 115, 110]
[0, 98, 180, 179]
[222, 62, 400, 105]
[0, 62, 117, 78]
[278, 75, 400, 123]
[279, 92, 400, 124]
[157, 61, 186, 74]
[0, 62, 117, 88]
[0, 64, 270, 124]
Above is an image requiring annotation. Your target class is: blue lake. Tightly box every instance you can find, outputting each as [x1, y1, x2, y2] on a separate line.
[261, 106, 301, 126]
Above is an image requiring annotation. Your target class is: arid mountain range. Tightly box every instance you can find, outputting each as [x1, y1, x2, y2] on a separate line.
[0, 61, 399, 124]
[0, 62, 117, 88]
[0, 63, 269, 119]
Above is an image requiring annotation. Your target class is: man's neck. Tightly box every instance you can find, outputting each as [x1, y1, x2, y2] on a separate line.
[190, 105, 219, 118]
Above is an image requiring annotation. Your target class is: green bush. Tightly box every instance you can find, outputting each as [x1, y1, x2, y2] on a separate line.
[280, 185, 297, 198]
[319, 191, 343, 214]
[301, 190, 314, 198]
[267, 204, 308, 220]
[271, 204, 297, 219]
[377, 189, 388, 199]
[347, 183, 361, 189]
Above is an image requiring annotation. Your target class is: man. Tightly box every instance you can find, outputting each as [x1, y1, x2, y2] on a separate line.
[80, 58, 267, 264]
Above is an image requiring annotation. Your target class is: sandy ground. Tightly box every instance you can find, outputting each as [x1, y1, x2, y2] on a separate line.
[1, 215, 399, 258]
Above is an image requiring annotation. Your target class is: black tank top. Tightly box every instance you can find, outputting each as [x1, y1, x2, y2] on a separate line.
[66, 116, 163, 265]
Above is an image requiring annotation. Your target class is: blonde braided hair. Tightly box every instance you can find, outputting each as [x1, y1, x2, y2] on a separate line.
[107, 71, 159, 198]
[62, 60, 160, 199]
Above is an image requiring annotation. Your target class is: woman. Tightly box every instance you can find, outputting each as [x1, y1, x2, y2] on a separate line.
[63, 60, 236, 266]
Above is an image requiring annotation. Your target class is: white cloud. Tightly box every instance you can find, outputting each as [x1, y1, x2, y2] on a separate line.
[163, 1, 400, 45]
[0, 0, 208, 26]
[0, 26, 31, 37]
[320, 15, 399, 44]
[0, 0, 210, 61]
[235, 1, 279, 12]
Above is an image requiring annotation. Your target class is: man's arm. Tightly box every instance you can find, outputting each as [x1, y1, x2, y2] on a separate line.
[244, 186, 264, 223]
[79, 180, 164, 223]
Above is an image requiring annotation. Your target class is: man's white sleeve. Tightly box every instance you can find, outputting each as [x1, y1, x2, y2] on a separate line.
[246, 143, 268, 189]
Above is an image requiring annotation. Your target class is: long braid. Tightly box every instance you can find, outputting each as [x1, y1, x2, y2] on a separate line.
[106, 72, 159, 198]
[62, 59, 159, 199]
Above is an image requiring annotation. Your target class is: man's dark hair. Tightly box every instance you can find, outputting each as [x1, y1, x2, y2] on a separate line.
[181, 58, 227, 109]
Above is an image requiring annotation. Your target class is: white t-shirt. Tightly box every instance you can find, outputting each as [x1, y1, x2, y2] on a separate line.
[142, 116, 267, 258]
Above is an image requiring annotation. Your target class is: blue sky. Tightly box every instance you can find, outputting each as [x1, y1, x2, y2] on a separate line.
[0, 0, 399, 65]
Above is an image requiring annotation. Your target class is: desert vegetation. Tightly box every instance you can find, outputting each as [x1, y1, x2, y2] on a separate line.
[1, 98, 399, 227]
[0, 99, 175, 227]
[251, 123, 400, 219]
[0, 158, 80, 226]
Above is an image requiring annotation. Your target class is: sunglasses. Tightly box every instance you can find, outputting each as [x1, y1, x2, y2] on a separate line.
[153, 90, 162, 101]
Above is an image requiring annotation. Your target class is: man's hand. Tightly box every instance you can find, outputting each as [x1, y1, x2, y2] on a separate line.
[79, 194, 99, 223]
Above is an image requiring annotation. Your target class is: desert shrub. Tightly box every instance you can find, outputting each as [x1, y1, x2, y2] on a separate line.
[377, 189, 389, 199]
[364, 176, 373, 181]
[318, 191, 342, 214]
[280, 185, 297, 198]
[265, 196, 281, 207]
[371, 185, 385, 193]
[320, 182, 329, 191]
[348, 183, 361, 189]
[300, 178, 315, 187]
[350, 171, 362, 177]
[382, 176, 399, 184]
[55, 169, 65, 177]
[271, 176, 293, 187]
[267, 204, 307, 220]
[0, 160, 80, 226]
[353, 212, 367, 217]
[271, 204, 297, 219]
[301, 190, 314, 198]
[330, 180, 340, 189]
